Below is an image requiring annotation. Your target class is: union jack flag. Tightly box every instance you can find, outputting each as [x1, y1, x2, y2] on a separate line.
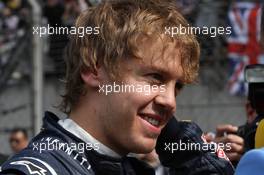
[227, 2, 264, 95]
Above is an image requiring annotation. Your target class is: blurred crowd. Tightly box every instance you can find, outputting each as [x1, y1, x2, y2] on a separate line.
[0, 0, 91, 76]
[0, 0, 30, 70]
[42, 0, 91, 73]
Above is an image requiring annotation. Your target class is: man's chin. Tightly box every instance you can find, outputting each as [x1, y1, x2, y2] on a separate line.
[131, 139, 157, 154]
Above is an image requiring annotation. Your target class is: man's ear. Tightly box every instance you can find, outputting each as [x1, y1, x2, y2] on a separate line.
[81, 68, 101, 87]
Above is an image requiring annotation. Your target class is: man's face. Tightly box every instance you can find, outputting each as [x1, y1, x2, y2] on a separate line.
[95, 37, 184, 155]
[9, 132, 28, 153]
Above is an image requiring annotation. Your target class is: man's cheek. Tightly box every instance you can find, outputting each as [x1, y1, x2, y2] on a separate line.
[143, 85, 151, 95]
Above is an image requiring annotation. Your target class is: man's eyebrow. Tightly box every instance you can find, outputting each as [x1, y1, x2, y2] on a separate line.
[144, 65, 171, 76]
[145, 65, 183, 81]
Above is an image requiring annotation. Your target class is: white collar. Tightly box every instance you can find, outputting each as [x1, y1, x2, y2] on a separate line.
[58, 118, 121, 158]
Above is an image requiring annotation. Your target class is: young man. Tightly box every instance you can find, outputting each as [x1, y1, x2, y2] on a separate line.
[1, 0, 200, 174]
[9, 128, 29, 154]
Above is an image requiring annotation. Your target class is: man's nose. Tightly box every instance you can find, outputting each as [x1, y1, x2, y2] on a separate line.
[154, 85, 176, 113]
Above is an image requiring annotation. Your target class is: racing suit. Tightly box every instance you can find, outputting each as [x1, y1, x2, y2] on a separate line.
[0, 112, 154, 175]
[0, 112, 235, 175]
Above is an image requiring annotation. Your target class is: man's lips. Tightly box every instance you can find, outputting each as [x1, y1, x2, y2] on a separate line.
[138, 113, 167, 127]
[138, 113, 167, 136]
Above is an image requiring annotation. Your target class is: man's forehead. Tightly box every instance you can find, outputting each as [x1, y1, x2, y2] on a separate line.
[11, 132, 24, 137]
[136, 34, 178, 57]
[142, 58, 184, 80]
[135, 36, 184, 80]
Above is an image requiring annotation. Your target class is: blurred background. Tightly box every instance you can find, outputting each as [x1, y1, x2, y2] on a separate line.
[0, 0, 263, 161]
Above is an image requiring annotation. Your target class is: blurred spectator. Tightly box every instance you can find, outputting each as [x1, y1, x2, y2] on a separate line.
[214, 124, 244, 163]
[205, 100, 259, 166]
[9, 128, 28, 154]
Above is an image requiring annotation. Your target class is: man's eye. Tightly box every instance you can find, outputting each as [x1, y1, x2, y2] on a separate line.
[146, 73, 164, 83]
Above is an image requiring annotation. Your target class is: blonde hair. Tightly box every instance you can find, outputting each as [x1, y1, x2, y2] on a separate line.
[61, 0, 200, 113]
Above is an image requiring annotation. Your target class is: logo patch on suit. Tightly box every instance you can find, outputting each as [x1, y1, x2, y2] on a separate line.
[10, 160, 47, 175]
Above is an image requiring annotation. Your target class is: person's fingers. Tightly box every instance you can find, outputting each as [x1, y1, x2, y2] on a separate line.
[225, 134, 244, 145]
[224, 142, 244, 154]
[226, 152, 242, 162]
[214, 134, 244, 145]
[216, 125, 238, 137]
[214, 136, 225, 143]
[204, 133, 214, 142]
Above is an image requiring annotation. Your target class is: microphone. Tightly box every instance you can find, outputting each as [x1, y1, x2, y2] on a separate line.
[156, 117, 234, 175]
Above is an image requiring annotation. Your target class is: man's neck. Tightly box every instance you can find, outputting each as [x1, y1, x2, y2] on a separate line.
[58, 117, 122, 158]
[68, 96, 129, 156]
